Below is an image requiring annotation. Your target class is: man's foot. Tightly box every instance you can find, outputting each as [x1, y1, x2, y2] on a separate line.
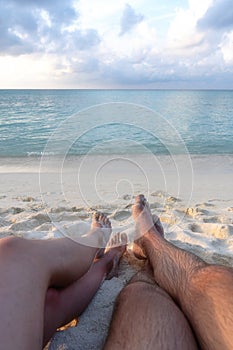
[81, 212, 112, 248]
[99, 232, 128, 280]
[132, 194, 164, 259]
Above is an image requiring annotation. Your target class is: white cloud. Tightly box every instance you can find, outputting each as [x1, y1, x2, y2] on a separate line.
[220, 31, 233, 65]
[166, 0, 213, 53]
[119, 4, 144, 35]
[167, 8, 204, 52]
[188, 0, 213, 18]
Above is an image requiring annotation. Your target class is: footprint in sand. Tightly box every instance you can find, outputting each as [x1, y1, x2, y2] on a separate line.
[11, 207, 25, 214]
[110, 210, 131, 221]
[31, 213, 51, 224]
[190, 222, 233, 239]
[151, 190, 169, 198]
[149, 202, 162, 209]
[186, 207, 210, 217]
[10, 219, 40, 231]
[166, 196, 182, 203]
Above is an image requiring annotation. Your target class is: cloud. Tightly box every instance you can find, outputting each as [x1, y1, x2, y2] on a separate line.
[0, 0, 101, 56]
[119, 4, 144, 36]
[70, 29, 101, 51]
[198, 0, 233, 30]
[220, 31, 233, 64]
[0, 0, 233, 88]
[10, 0, 77, 24]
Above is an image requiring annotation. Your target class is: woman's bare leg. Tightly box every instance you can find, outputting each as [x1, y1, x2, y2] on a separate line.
[0, 212, 112, 350]
[131, 195, 233, 349]
[104, 268, 198, 350]
[43, 233, 127, 347]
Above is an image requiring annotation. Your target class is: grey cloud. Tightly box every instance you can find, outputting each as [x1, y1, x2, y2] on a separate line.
[119, 4, 144, 36]
[0, 0, 101, 56]
[96, 48, 232, 88]
[10, 0, 76, 22]
[71, 29, 101, 51]
[38, 28, 101, 55]
[71, 56, 100, 74]
[0, 30, 31, 56]
[0, 2, 38, 55]
[198, 0, 233, 30]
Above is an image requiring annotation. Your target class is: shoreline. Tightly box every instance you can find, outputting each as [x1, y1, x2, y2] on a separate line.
[0, 154, 232, 204]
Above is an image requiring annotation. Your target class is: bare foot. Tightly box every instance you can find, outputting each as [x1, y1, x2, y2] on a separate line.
[91, 211, 112, 230]
[81, 211, 112, 248]
[105, 232, 127, 280]
[132, 194, 164, 259]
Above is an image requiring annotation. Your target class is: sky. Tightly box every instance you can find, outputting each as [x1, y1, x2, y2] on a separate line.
[0, 0, 233, 89]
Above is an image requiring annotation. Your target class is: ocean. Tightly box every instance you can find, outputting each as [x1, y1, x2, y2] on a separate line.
[0, 89, 233, 157]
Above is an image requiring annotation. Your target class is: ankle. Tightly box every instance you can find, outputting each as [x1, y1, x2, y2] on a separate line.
[82, 228, 106, 248]
[142, 228, 162, 242]
[139, 231, 164, 257]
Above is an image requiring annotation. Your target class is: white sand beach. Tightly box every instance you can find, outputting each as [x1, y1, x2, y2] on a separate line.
[0, 154, 233, 349]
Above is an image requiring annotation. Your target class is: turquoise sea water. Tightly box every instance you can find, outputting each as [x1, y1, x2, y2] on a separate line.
[0, 89, 232, 157]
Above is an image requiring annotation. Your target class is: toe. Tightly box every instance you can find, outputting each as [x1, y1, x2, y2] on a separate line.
[135, 194, 145, 204]
[99, 213, 106, 223]
[120, 232, 128, 245]
[93, 211, 100, 222]
[106, 218, 111, 228]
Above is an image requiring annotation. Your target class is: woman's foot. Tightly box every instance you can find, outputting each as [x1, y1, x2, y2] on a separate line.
[132, 194, 164, 259]
[82, 212, 112, 248]
[106, 232, 127, 280]
[100, 232, 128, 280]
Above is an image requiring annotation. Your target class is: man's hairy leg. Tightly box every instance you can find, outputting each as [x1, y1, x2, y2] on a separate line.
[133, 194, 233, 350]
[104, 269, 198, 350]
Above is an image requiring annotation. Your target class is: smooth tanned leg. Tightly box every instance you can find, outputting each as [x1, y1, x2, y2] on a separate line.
[0, 212, 112, 350]
[43, 233, 127, 347]
[104, 271, 198, 350]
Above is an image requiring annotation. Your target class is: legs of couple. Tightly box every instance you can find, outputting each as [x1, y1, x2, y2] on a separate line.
[105, 195, 233, 350]
[0, 212, 126, 350]
[1, 196, 232, 350]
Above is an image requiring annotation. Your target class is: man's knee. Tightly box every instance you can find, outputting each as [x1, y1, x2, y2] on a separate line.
[115, 280, 146, 308]
[116, 278, 171, 311]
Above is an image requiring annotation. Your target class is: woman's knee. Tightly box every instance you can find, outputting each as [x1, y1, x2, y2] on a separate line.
[45, 288, 61, 310]
[0, 236, 26, 258]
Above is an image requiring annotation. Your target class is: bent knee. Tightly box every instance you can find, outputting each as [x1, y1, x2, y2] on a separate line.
[117, 279, 172, 308]
[45, 288, 61, 309]
[0, 236, 28, 260]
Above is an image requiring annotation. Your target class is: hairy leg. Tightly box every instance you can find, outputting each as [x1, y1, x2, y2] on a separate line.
[43, 233, 127, 347]
[0, 212, 112, 350]
[104, 269, 198, 350]
[132, 194, 233, 349]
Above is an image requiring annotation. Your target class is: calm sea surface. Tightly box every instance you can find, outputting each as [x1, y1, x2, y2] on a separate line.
[0, 89, 232, 157]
